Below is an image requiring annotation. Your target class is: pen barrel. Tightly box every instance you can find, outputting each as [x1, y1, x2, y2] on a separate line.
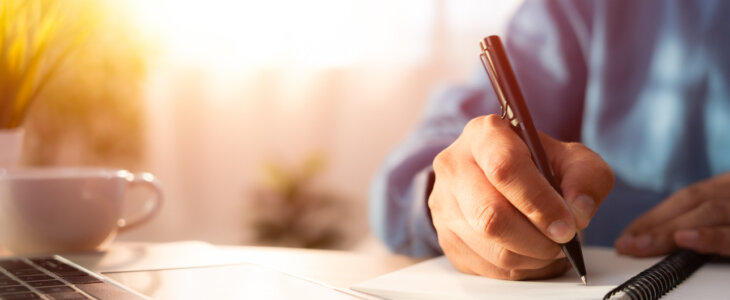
[484, 36, 561, 194]
[511, 122, 562, 195]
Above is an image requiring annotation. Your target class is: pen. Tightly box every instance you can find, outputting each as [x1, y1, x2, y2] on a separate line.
[479, 35, 587, 284]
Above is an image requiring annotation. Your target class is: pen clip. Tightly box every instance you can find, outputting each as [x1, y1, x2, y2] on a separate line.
[480, 39, 519, 128]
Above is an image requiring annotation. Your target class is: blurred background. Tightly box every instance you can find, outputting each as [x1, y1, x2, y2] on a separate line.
[6, 0, 521, 251]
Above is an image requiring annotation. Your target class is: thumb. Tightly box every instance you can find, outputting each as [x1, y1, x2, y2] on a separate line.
[541, 133, 615, 229]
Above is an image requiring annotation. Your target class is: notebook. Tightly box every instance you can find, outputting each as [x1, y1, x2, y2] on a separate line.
[603, 249, 709, 299]
[351, 247, 730, 300]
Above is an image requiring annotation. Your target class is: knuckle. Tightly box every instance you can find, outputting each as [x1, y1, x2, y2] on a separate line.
[567, 142, 600, 163]
[523, 190, 557, 222]
[563, 143, 593, 163]
[427, 180, 448, 214]
[426, 191, 441, 214]
[483, 114, 504, 128]
[475, 204, 504, 239]
[465, 114, 507, 139]
[588, 157, 615, 189]
[464, 115, 490, 134]
[564, 142, 589, 154]
[432, 149, 454, 175]
[485, 148, 522, 187]
[566, 143, 615, 192]
[514, 190, 563, 231]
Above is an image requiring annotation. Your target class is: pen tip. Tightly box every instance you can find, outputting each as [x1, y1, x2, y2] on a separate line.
[581, 276, 587, 285]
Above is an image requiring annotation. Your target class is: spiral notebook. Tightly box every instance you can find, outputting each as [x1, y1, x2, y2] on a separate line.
[352, 247, 730, 300]
[603, 249, 710, 299]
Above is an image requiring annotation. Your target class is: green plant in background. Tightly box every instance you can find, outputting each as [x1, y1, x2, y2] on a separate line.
[0, 0, 95, 129]
[0, 0, 149, 167]
[248, 152, 351, 249]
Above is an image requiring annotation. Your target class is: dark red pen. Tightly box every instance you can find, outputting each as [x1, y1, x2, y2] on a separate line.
[479, 35, 587, 284]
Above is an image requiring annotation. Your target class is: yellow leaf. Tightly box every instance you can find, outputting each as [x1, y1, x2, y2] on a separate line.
[33, 5, 60, 53]
[7, 35, 26, 79]
[11, 55, 37, 117]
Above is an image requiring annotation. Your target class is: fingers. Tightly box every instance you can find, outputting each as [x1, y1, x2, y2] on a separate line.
[436, 223, 569, 280]
[456, 201, 564, 263]
[620, 174, 730, 236]
[614, 172, 730, 257]
[542, 137, 614, 229]
[451, 215, 563, 269]
[435, 226, 508, 277]
[432, 220, 555, 280]
[675, 227, 730, 256]
[431, 146, 562, 266]
[430, 136, 565, 278]
[448, 152, 563, 260]
[616, 197, 730, 257]
[465, 115, 576, 243]
[620, 186, 705, 237]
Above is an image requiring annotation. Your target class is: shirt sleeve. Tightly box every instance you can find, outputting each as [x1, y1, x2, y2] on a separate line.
[369, 0, 591, 257]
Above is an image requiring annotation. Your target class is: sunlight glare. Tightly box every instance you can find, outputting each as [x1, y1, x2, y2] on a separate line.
[128, 0, 363, 71]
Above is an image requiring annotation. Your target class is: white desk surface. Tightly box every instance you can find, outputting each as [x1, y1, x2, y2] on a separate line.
[2, 241, 420, 288]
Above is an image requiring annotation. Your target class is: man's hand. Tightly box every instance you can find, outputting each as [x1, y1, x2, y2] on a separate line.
[615, 173, 730, 257]
[429, 114, 614, 280]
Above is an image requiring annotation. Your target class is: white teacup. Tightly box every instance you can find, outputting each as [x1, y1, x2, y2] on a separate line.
[0, 168, 163, 254]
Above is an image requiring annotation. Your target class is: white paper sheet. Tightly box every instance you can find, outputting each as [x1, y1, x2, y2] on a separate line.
[352, 247, 730, 300]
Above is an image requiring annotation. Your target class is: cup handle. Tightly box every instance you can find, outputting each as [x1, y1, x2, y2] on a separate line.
[118, 172, 163, 232]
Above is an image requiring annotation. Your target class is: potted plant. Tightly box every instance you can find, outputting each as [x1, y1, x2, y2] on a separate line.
[247, 153, 352, 249]
[0, 0, 93, 167]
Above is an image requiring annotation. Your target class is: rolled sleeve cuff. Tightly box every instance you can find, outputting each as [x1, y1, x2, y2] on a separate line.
[408, 165, 442, 256]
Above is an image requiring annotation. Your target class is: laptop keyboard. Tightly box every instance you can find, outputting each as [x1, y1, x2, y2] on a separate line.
[0, 256, 104, 300]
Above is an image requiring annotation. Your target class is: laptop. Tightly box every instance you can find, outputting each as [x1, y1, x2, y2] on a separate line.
[0, 254, 361, 299]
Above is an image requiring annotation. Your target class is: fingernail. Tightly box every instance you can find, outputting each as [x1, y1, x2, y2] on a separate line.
[554, 251, 566, 259]
[675, 230, 698, 246]
[572, 194, 595, 220]
[633, 234, 652, 250]
[548, 220, 573, 242]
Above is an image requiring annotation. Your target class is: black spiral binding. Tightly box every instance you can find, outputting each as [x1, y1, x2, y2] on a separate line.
[603, 249, 710, 300]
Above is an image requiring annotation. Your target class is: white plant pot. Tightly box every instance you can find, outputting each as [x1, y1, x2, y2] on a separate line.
[0, 128, 24, 168]
[0, 128, 23, 253]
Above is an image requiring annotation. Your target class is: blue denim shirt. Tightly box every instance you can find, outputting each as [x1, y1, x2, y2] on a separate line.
[371, 0, 730, 257]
